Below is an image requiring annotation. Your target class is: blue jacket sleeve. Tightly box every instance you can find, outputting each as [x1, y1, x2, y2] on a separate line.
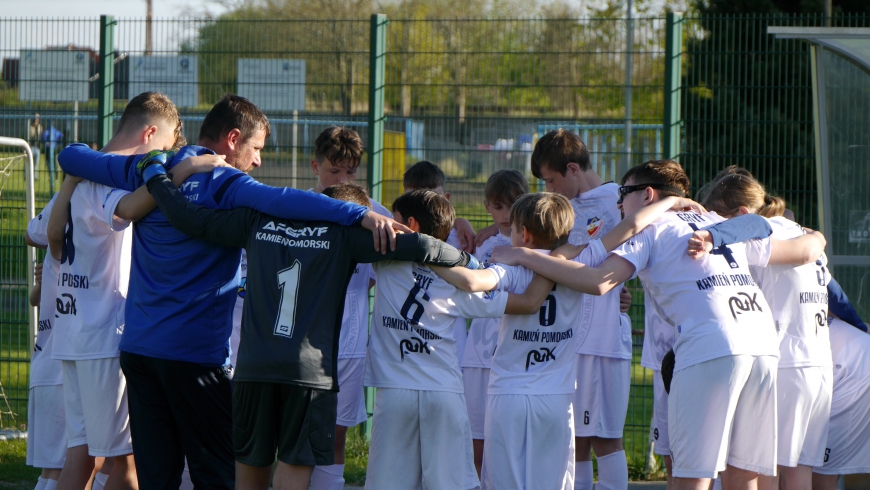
[57, 143, 139, 191]
[217, 173, 369, 226]
[828, 277, 867, 332]
[703, 214, 773, 246]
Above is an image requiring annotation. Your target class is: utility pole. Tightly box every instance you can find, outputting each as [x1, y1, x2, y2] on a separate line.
[145, 0, 153, 55]
[624, 0, 633, 175]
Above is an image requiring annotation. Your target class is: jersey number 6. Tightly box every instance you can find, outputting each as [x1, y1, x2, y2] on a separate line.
[274, 260, 302, 338]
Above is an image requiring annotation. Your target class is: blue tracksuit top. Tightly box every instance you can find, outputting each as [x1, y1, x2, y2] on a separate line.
[58, 143, 369, 365]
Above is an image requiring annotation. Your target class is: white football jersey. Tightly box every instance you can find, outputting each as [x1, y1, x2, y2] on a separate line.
[446, 228, 470, 362]
[487, 245, 597, 396]
[750, 216, 831, 368]
[828, 317, 870, 406]
[639, 284, 676, 371]
[230, 249, 247, 367]
[52, 182, 132, 360]
[26, 200, 63, 388]
[364, 260, 507, 393]
[337, 199, 391, 360]
[612, 211, 779, 372]
[461, 232, 511, 369]
[569, 183, 632, 359]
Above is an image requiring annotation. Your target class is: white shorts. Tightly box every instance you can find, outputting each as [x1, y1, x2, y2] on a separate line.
[365, 388, 478, 490]
[669, 355, 777, 479]
[481, 394, 574, 490]
[26, 385, 67, 469]
[573, 354, 630, 438]
[813, 385, 870, 475]
[776, 366, 832, 467]
[61, 358, 132, 457]
[336, 357, 368, 427]
[463, 367, 490, 440]
[651, 369, 670, 457]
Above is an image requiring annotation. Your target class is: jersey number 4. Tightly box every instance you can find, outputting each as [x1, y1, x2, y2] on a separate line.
[274, 260, 301, 338]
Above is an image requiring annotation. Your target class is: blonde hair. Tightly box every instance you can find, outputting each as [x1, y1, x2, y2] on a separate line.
[509, 193, 574, 250]
[701, 173, 786, 218]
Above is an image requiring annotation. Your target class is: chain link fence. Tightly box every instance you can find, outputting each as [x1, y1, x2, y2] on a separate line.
[2, 12, 863, 478]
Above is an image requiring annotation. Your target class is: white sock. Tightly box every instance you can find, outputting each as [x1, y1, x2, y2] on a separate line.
[34, 477, 48, 490]
[596, 450, 628, 490]
[712, 477, 723, 490]
[92, 471, 110, 490]
[574, 460, 594, 490]
[309, 464, 345, 490]
[43, 479, 58, 490]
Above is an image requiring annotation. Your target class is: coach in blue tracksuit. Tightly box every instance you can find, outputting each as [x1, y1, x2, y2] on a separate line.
[58, 95, 404, 490]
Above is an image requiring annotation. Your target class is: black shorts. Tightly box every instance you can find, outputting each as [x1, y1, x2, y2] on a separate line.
[232, 381, 337, 467]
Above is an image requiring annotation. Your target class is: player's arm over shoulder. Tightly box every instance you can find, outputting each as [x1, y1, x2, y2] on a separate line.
[346, 227, 471, 268]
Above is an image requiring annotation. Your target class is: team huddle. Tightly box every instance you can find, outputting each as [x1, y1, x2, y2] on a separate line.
[22, 90, 870, 490]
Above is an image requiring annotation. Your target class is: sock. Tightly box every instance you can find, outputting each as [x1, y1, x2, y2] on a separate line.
[34, 477, 48, 490]
[43, 479, 58, 490]
[712, 477, 723, 490]
[92, 471, 109, 490]
[574, 460, 594, 490]
[596, 450, 628, 490]
[309, 464, 345, 490]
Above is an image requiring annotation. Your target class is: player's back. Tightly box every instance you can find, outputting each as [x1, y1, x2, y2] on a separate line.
[616, 211, 779, 371]
[828, 317, 870, 403]
[54, 180, 132, 360]
[235, 215, 376, 390]
[488, 251, 584, 395]
[462, 233, 511, 369]
[365, 261, 507, 393]
[750, 216, 831, 368]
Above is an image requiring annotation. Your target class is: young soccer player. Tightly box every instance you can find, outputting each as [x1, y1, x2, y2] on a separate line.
[46, 91, 182, 490]
[813, 316, 870, 489]
[402, 160, 477, 362]
[530, 129, 632, 490]
[462, 169, 528, 476]
[701, 173, 834, 490]
[139, 164, 476, 490]
[432, 191, 706, 490]
[25, 202, 67, 490]
[490, 160, 826, 490]
[364, 190, 538, 490]
[57, 95, 406, 489]
[306, 127, 392, 490]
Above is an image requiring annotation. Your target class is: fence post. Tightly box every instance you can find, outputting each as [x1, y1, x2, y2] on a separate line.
[98, 15, 116, 148]
[367, 13, 388, 204]
[663, 12, 683, 161]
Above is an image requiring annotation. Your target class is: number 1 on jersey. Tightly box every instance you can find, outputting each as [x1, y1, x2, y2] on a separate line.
[274, 260, 301, 338]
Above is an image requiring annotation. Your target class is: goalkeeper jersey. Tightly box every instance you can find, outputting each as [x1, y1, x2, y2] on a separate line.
[147, 174, 472, 390]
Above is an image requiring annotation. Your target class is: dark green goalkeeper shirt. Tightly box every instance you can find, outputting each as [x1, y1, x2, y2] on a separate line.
[147, 174, 472, 390]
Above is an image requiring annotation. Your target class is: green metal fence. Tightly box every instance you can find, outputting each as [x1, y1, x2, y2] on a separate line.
[2, 11, 864, 478]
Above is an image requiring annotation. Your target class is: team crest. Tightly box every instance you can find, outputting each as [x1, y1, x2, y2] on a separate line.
[586, 217, 603, 237]
[238, 277, 246, 298]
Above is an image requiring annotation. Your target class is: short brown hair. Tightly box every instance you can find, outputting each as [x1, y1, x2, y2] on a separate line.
[531, 129, 591, 178]
[509, 193, 574, 250]
[314, 126, 364, 169]
[403, 161, 445, 190]
[621, 159, 690, 198]
[700, 173, 786, 219]
[198, 94, 271, 144]
[117, 91, 181, 138]
[322, 182, 371, 208]
[392, 190, 455, 241]
[485, 169, 528, 206]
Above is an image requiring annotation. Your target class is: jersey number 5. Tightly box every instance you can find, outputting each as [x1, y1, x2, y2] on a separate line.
[274, 260, 301, 338]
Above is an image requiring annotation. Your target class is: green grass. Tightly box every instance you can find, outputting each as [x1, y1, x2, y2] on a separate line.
[344, 427, 369, 486]
[0, 439, 40, 490]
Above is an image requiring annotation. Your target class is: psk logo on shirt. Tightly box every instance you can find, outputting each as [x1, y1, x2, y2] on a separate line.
[586, 217, 603, 237]
[525, 347, 556, 371]
[399, 338, 430, 360]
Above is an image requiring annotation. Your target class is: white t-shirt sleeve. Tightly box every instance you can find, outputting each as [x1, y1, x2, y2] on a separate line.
[488, 263, 533, 294]
[444, 288, 508, 320]
[743, 237, 772, 267]
[27, 197, 56, 247]
[576, 238, 608, 267]
[99, 187, 133, 232]
[610, 227, 652, 278]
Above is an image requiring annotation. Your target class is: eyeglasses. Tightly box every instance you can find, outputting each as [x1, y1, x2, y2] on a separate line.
[617, 183, 685, 204]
